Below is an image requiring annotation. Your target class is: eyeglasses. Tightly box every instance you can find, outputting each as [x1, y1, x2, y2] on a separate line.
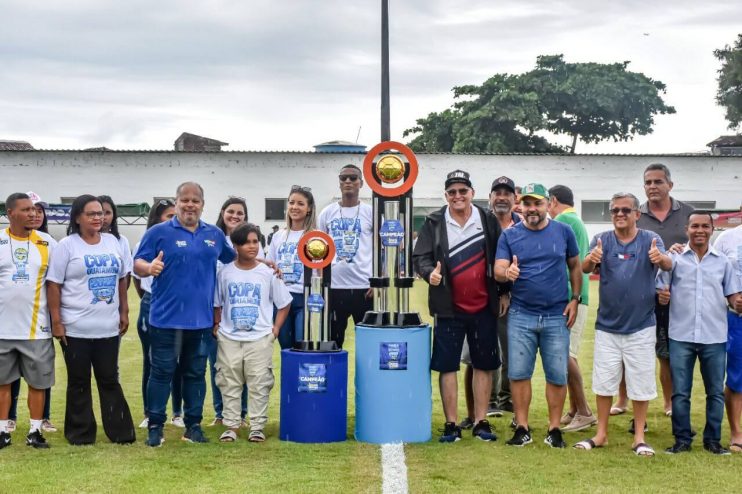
[609, 207, 636, 216]
[445, 188, 470, 197]
[84, 211, 104, 218]
[158, 199, 175, 206]
[291, 185, 312, 192]
[339, 175, 360, 182]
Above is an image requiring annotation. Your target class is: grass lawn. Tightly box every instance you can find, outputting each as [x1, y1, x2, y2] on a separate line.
[1, 281, 739, 493]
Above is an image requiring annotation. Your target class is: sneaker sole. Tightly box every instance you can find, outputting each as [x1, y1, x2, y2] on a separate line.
[506, 438, 533, 447]
[486, 411, 504, 418]
[474, 435, 497, 442]
[544, 438, 567, 448]
[561, 422, 596, 433]
[438, 437, 462, 443]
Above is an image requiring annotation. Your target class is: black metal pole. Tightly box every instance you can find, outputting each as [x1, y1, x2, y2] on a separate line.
[381, 0, 390, 142]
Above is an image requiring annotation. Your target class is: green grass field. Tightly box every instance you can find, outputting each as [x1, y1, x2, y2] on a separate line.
[1, 281, 739, 493]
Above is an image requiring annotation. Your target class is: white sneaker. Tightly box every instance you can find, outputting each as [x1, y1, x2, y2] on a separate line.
[7, 420, 16, 433]
[41, 419, 58, 433]
[139, 417, 149, 429]
[171, 416, 185, 428]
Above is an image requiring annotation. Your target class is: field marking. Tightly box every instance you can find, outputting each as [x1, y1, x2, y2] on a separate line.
[381, 442, 408, 494]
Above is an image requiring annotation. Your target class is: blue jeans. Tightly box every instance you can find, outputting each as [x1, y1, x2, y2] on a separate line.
[206, 335, 246, 419]
[138, 294, 182, 416]
[147, 327, 209, 428]
[278, 292, 305, 349]
[669, 339, 726, 445]
[507, 309, 569, 385]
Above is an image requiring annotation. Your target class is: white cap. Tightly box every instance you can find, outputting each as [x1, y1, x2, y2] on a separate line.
[26, 191, 48, 208]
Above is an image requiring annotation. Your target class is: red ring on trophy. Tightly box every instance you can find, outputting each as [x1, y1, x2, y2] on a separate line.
[363, 141, 419, 198]
[297, 231, 336, 270]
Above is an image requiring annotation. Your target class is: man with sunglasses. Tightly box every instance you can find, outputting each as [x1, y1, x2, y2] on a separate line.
[576, 192, 671, 457]
[317, 164, 373, 349]
[413, 170, 504, 443]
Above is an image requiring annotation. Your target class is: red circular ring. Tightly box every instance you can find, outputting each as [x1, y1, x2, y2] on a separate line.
[297, 230, 336, 270]
[362, 141, 419, 197]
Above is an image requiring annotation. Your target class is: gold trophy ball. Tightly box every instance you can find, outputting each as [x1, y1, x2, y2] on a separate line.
[305, 238, 329, 261]
[376, 155, 405, 184]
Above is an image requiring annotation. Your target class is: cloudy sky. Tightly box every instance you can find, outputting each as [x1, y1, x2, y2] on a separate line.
[1, 0, 740, 153]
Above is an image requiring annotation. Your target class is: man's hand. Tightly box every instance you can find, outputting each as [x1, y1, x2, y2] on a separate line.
[429, 261, 442, 286]
[506, 256, 520, 282]
[272, 326, 280, 340]
[648, 238, 663, 265]
[588, 238, 603, 265]
[119, 313, 129, 336]
[149, 251, 165, 277]
[52, 322, 67, 346]
[499, 293, 510, 317]
[657, 285, 671, 306]
[733, 294, 742, 313]
[668, 243, 685, 254]
[564, 300, 578, 328]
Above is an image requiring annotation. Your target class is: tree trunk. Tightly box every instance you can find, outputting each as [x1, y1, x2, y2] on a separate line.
[570, 133, 578, 154]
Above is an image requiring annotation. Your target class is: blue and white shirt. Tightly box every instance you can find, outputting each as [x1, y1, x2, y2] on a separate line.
[266, 228, 305, 294]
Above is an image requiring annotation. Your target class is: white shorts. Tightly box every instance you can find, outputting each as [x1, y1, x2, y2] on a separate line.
[569, 304, 588, 359]
[592, 326, 657, 401]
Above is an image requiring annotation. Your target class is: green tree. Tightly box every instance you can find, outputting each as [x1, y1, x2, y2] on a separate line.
[715, 34, 742, 130]
[404, 55, 675, 153]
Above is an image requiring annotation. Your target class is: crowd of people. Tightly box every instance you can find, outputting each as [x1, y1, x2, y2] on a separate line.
[1, 162, 741, 457]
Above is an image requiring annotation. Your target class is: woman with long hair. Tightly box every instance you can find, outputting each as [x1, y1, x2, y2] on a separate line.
[46, 194, 135, 445]
[98, 195, 133, 283]
[267, 185, 316, 349]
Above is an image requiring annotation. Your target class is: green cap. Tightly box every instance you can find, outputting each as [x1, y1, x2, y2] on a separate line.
[519, 183, 549, 201]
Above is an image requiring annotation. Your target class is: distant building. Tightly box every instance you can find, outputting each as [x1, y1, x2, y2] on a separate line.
[174, 132, 228, 152]
[0, 140, 34, 151]
[313, 140, 366, 153]
[708, 135, 742, 156]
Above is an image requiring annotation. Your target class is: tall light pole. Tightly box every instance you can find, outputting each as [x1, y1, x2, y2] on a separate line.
[381, 0, 390, 142]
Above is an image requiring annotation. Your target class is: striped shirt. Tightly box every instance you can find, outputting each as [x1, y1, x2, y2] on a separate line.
[445, 207, 488, 314]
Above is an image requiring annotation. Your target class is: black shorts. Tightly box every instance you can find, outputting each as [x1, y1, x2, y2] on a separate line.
[655, 296, 670, 360]
[329, 288, 372, 349]
[431, 309, 500, 373]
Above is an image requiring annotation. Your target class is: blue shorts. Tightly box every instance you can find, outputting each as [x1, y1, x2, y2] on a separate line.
[727, 311, 742, 393]
[507, 309, 569, 385]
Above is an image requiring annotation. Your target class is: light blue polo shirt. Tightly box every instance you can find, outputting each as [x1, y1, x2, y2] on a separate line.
[135, 217, 235, 330]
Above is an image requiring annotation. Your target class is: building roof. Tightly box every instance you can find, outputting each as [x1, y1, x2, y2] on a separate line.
[0, 140, 34, 151]
[707, 135, 742, 147]
[175, 132, 228, 146]
[314, 140, 365, 147]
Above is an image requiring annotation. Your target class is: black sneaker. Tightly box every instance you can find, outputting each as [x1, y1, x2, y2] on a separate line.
[704, 442, 731, 455]
[146, 426, 164, 447]
[182, 425, 209, 443]
[500, 402, 514, 414]
[472, 420, 497, 441]
[26, 430, 50, 449]
[544, 428, 566, 448]
[0, 431, 11, 449]
[458, 417, 475, 430]
[506, 426, 533, 446]
[438, 422, 462, 443]
[628, 419, 649, 434]
[665, 442, 692, 454]
[486, 404, 503, 418]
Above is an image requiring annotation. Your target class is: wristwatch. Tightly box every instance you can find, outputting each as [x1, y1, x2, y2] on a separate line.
[571, 295, 582, 303]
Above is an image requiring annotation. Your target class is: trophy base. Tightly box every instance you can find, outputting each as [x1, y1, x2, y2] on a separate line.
[361, 311, 392, 327]
[292, 340, 341, 352]
[394, 312, 423, 327]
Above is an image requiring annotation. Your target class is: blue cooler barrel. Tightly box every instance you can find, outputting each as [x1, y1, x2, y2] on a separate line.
[354, 324, 432, 443]
[279, 349, 348, 443]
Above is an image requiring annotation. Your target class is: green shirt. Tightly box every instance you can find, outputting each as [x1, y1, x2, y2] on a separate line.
[554, 208, 589, 305]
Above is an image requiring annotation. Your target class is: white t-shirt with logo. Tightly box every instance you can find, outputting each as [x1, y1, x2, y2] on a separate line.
[715, 225, 742, 313]
[0, 229, 57, 340]
[47, 233, 129, 339]
[131, 240, 153, 293]
[117, 235, 134, 277]
[215, 262, 292, 342]
[317, 202, 373, 289]
[266, 228, 305, 294]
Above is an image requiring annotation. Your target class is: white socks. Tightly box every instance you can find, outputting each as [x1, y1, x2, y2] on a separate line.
[0, 420, 7, 433]
[29, 419, 43, 433]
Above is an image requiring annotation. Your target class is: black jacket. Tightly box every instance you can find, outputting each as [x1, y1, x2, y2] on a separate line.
[412, 205, 506, 318]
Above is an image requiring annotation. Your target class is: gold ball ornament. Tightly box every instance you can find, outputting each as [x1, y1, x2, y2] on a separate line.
[376, 155, 406, 184]
[305, 238, 329, 261]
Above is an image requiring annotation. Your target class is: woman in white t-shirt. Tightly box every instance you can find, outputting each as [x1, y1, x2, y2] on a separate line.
[46, 194, 135, 445]
[98, 195, 134, 284]
[267, 185, 316, 349]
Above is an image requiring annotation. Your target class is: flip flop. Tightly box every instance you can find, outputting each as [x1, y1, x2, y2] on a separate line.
[633, 442, 655, 457]
[219, 430, 237, 443]
[730, 443, 742, 453]
[573, 438, 604, 450]
[610, 406, 627, 416]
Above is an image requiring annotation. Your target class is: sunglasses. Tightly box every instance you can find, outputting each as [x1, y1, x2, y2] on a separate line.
[445, 187, 470, 197]
[339, 174, 360, 182]
[609, 207, 636, 216]
[291, 185, 312, 192]
[158, 199, 175, 206]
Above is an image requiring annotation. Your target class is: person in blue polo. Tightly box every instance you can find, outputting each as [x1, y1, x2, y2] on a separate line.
[134, 182, 235, 446]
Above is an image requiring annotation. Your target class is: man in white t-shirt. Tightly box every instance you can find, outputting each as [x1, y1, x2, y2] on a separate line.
[0, 193, 57, 449]
[317, 164, 373, 348]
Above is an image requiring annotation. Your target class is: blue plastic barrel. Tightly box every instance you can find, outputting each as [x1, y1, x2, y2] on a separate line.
[279, 349, 348, 443]
[354, 324, 432, 443]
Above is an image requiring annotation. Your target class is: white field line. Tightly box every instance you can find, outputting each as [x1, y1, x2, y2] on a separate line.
[381, 442, 408, 494]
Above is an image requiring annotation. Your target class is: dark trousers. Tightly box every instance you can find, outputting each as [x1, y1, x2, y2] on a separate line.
[496, 312, 512, 407]
[147, 327, 209, 428]
[329, 288, 372, 349]
[9, 380, 51, 420]
[669, 339, 726, 445]
[61, 336, 135, 445]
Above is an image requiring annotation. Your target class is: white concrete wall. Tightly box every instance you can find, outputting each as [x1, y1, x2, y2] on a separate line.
[1, 150, 740, 243]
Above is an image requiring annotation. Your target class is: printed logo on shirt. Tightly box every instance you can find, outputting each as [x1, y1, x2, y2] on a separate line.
[327, 217, 361, 263]
[0, 239, 7, 245]
[88, 275, 117, 304]
[228, 281, 262, 331]
[204, 239, 216, 248]
[614, 252, 636, 261]
[277, 241, 302, 284]
[35, 240, 49, 246]
[176, 240, 187, 248]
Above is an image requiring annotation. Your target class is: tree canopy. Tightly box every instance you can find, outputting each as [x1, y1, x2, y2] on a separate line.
[715, 34, 742, 130]
[404, 55, 676, 153]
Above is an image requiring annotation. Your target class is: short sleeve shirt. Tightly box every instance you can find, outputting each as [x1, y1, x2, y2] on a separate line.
[553, 209, 590, 304]
[317, 202, 373, 289]
[266, 229, 305, 294]
[637, 198, 695, 247]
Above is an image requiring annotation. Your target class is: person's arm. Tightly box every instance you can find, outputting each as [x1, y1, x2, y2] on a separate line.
[412, 220, 437, 284]
[133, 277, 145, 299]
[564, 254, 581, 328]
[583, 236, 602, 274]
[648, 237, 672, 271]
[135, 251, 164, 277]
[118, 276, 129, 335]
[273, 303, 291, 339]
[213, 307, 222, 338]
[47, 282, 66, 346]
[729, 293, 742, 313]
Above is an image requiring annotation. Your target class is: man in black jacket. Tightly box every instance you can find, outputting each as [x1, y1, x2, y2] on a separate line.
[413, 170, 505, 443]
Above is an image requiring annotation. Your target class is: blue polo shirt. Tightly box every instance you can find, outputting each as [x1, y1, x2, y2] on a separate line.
[135, 217, 235, 330]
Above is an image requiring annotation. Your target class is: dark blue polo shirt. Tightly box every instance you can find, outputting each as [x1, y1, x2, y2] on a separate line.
[135, 217, 235, 330]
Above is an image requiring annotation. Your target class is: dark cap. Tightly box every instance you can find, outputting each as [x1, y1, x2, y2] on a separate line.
[444, 170, 472, 189]
[491, 176, 515, 193]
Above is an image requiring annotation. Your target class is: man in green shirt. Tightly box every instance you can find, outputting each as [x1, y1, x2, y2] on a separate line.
[548, 185, 596, 432]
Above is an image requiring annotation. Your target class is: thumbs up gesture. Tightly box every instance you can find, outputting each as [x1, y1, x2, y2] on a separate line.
[429, 261, 442, 286]
[588, 238, 603, 264]
[648, 238, 662, 265]
[149, 251, 165, 277]
[506, 255, 520, 282]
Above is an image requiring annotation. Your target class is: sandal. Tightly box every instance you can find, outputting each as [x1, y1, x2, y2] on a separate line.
[730, 442, 742, 453]
[219, 430, 237, 443]
[609, 406, 627, 416]
[633, 442, 655, 457]
[248, 430, 266, 442]
[573, 438, 604, 450]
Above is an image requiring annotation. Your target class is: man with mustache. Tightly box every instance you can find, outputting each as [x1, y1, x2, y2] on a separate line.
[495, 183, 582, 448]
